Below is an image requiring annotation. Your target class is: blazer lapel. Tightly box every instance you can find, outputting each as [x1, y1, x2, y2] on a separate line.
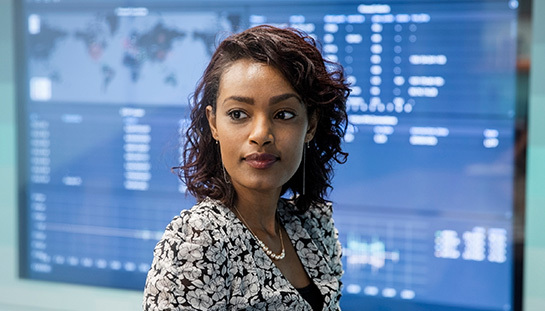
[280, 204, 339, 310]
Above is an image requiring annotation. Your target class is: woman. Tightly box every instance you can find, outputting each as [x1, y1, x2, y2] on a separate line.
[144, 25, 350, 310]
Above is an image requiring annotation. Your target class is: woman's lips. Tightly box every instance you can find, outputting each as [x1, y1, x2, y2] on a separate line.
[243, 153, 279, 169]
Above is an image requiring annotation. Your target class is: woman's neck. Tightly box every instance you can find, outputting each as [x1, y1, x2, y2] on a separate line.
[233, 187, 281, 236]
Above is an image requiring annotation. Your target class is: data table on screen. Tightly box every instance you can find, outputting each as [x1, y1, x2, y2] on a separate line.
[17, 1, 521, 310]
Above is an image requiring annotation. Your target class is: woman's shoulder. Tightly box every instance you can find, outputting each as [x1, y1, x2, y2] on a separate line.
[278, 198, 335, 237]
[279, 198, 333, 222]
[308, 200, 334, 220]
[162, 198, 232, 243]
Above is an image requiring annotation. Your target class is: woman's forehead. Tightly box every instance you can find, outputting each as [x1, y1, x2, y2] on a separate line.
[218, 60, 297, 97]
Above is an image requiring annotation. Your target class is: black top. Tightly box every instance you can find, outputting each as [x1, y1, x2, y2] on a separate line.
[296, 282, 325, 311]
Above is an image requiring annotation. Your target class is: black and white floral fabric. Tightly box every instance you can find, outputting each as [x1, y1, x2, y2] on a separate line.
[143, 197, 343, 310]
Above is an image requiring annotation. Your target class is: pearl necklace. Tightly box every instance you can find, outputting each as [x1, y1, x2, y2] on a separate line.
[233, 207, 286, 261]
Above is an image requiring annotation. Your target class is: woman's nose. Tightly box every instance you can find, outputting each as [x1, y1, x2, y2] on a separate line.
[249, 116, 274, 146]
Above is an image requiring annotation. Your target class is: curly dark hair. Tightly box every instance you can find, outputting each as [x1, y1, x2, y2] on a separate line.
[179, 25, 349, 212]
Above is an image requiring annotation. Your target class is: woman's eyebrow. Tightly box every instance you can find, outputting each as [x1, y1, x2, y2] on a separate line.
[222, 93, 301, 106]
[222, 96, 254, 105]
[269, 93, 302, 105]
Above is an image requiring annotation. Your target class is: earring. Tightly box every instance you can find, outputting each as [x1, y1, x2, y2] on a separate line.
[216, 140, 231, 184]
[302, 142, 308, 196]
[222, 164, 231, 184]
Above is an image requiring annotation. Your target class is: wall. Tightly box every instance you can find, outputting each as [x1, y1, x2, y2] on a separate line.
[523, 0, 545, 310]
[0, 0, 543, 310]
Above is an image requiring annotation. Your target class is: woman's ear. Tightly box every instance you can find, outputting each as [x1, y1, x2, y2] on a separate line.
[305, 112, 318, 143]
[206, 105, 219, 140]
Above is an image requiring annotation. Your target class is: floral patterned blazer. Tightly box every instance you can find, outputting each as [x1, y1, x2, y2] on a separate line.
[143, 197, 343, 310]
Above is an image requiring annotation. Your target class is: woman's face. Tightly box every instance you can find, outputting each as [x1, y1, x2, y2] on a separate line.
[207, 59, 317, 197]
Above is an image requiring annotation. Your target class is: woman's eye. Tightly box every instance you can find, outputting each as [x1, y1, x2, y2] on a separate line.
[275, 110, 296, 120]
[228, 110, 248, 120]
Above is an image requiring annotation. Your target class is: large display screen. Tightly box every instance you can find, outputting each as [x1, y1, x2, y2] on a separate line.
[17, 0, 523, 310]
